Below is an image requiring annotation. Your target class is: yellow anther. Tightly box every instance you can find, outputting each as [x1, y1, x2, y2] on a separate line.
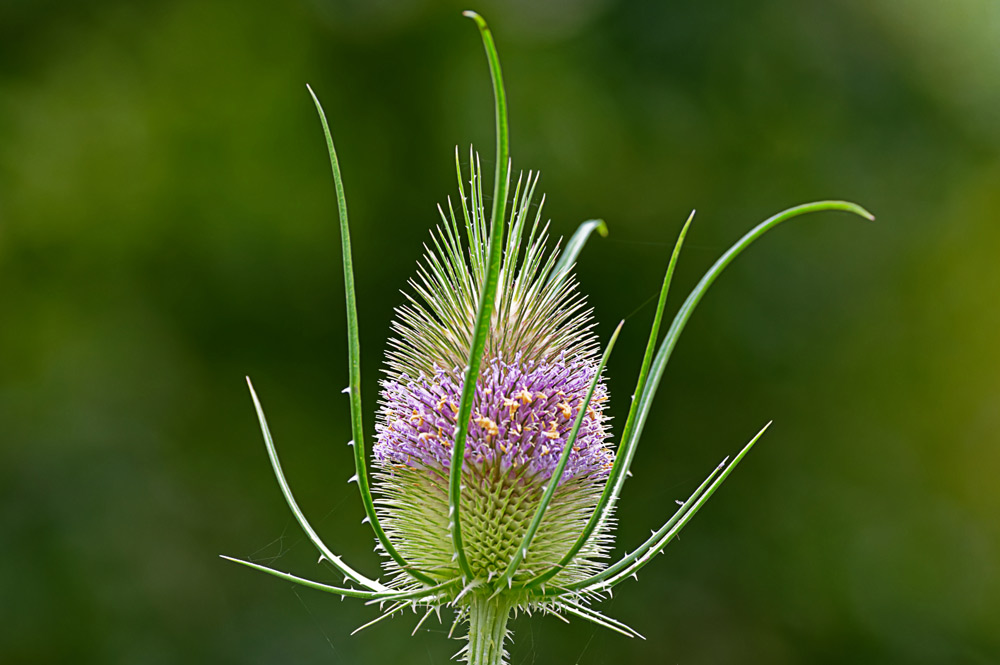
[516, 387, 534, 405]
[503, 397, 520, 417]
[474, 415, 499, 439]
[557, 401, 573, 419]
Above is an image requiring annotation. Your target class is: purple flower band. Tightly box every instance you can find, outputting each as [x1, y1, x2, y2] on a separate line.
[375, 355, 613, 483]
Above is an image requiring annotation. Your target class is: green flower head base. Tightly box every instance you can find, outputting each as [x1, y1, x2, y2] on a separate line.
[223, 10, 873, 665]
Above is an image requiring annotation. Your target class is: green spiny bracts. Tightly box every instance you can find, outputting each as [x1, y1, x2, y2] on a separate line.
[374, 464, 611, 595]
[386, 162, 597, 382]
[223, 10, 874, 665]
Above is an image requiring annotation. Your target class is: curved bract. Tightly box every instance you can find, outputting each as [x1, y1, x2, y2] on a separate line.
[447, 11, 512, 583]
[222, 12, 873, 665]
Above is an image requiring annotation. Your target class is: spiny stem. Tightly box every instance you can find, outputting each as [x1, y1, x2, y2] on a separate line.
[466, 596, 512, 665]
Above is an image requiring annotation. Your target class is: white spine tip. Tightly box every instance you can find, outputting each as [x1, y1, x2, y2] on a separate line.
[361, 516, 371, 525]
[348, 474, 359, 484]
[341, 386, 351, 394]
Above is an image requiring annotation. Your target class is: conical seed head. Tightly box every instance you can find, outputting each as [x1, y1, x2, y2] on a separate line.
[371, 159, 616, 599]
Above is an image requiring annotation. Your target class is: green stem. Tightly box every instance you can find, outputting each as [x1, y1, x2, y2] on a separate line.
[466, 597, 512, 665]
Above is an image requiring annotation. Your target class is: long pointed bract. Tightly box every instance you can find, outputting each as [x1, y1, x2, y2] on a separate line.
[220, 555, 380, 599]
[615, 201, 873, 501]
[550, 219, 608, 282]
[526, 211, 693, 589]
[534, 201, 870, 591]
[607, 210, 695, 501]
[244, 378, 385, 591]
[306, 86, 435, 586]
[449, 12, 511, 581]
[497, 320, 624, 590]
[582, 421, 771, 591]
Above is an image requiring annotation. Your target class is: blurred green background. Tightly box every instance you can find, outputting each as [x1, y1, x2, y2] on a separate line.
[2, 0, 998, 663]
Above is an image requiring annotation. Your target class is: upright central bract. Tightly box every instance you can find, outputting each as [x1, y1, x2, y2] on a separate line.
[372, 163, 615, 591]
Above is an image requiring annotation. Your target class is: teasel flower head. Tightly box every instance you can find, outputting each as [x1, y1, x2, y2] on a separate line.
[223, 11, 873, 665]
[372, 161, 618, 596]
